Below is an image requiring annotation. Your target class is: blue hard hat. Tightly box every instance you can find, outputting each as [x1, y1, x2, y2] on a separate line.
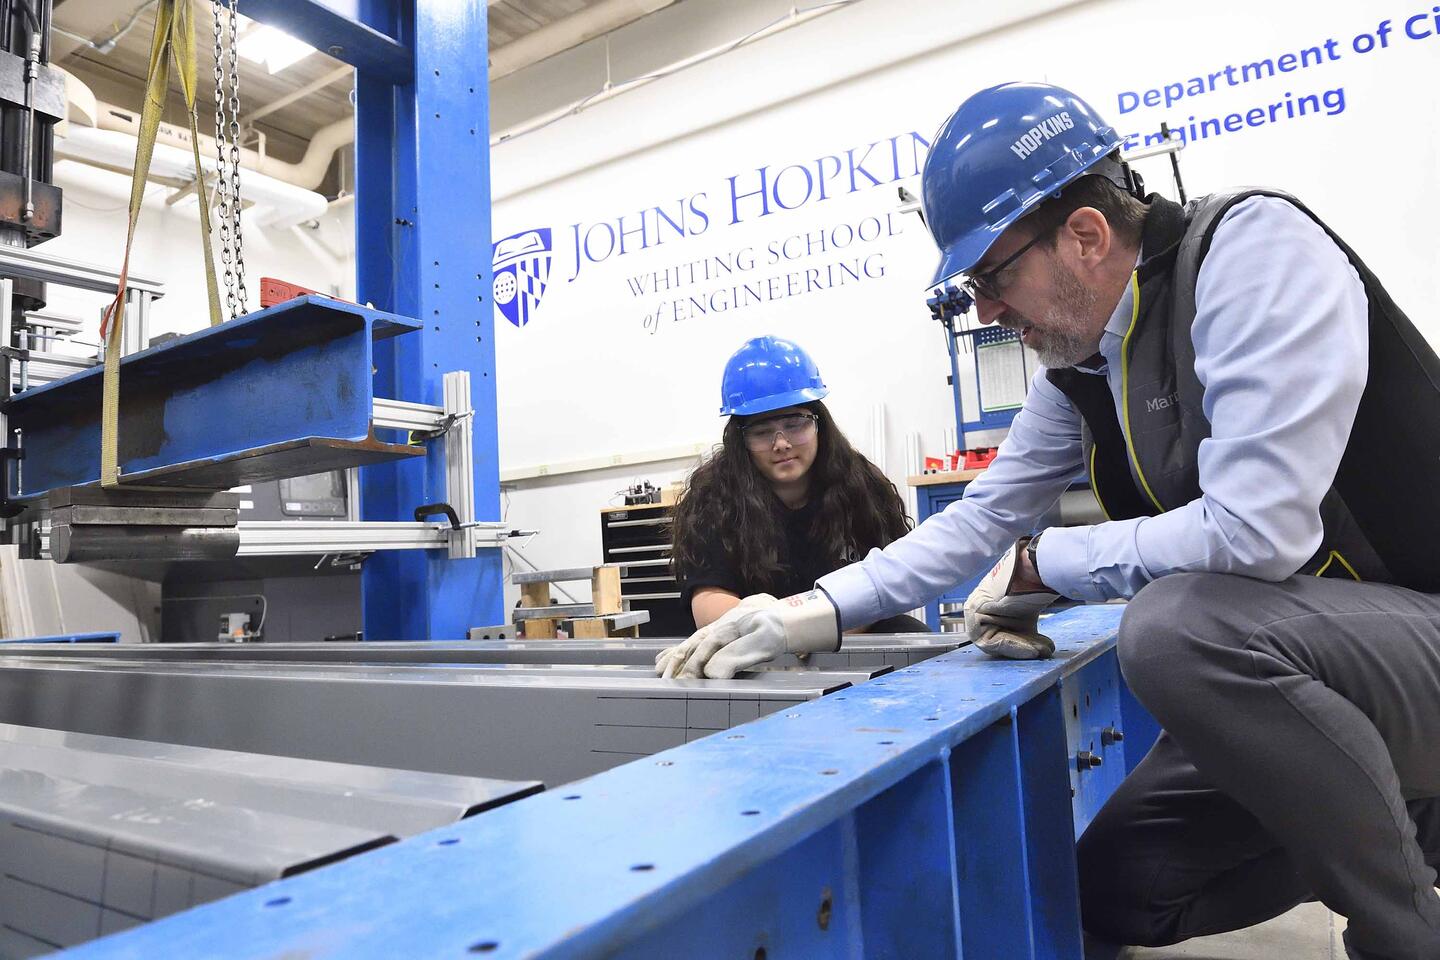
[921, 82, 1124, 287]
[719, 336, 828, 417]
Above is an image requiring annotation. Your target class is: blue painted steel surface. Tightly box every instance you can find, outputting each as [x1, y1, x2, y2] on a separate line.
[233, 0, 410, 82]
[3, 297, 421, 494]
[61, 606, 1142, 960]
[356, 1, 504, 639]
[0, 632, 118, 643]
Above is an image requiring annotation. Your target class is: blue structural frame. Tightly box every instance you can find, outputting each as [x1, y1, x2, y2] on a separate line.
[4, 297, 422, 493]
[238, 0, 504, 639]
[61, 606, 1152, 959]
[0, 632, 118, 644]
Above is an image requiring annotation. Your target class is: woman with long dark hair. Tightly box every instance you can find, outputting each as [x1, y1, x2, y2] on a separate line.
[670, 336, 929, 632]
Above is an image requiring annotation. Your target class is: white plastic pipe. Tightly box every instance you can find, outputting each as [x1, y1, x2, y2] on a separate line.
[55, 126, 328, 229]
[89, 99, 352, 192]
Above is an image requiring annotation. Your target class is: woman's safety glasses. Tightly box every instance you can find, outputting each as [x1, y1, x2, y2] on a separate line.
[742, 412, 819, 450]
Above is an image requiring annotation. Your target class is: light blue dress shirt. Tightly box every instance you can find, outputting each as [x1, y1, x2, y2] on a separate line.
[818, 196, 1370, 627]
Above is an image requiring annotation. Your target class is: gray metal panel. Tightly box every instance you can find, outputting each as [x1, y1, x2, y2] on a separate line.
[0, 636, 963, 669]
[0, 659, 850, 786]
[0, 723, 543, 957]
[0, 724, 542, 837]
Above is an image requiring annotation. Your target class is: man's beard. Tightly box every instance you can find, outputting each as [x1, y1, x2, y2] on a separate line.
[1004, 260, 1102, 368]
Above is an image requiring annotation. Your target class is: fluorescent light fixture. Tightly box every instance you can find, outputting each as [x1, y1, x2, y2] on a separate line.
[237, 24, 316, 74]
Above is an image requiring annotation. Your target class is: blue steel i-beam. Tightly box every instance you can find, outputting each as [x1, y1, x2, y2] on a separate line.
[263, 0, 501, 639]
[58, 606, 1147, 960]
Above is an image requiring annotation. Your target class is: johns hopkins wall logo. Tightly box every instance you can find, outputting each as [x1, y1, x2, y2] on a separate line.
[492, 228, 552, 328]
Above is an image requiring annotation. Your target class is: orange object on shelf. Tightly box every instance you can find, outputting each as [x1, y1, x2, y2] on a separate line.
[260, 277, 346, 309]
[963, 447, 998, 469]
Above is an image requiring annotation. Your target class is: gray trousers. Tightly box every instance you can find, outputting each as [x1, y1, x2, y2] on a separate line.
[1076, 573, 1440, 960]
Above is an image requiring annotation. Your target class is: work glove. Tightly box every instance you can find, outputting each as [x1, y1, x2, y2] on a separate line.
[657, 589, 841, 680]
[654, 593, 775, 679]
[964, 539, 1060, 660]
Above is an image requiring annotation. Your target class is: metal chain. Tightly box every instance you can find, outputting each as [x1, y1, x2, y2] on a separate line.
[225, 0, 248, 314]
[211, 0, 236, 320]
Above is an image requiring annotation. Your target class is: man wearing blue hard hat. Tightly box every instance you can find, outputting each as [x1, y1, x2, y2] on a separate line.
[659, 81, 1440, 959]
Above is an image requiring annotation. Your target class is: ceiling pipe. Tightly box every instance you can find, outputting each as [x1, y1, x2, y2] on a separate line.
[87, 99, 353, 192]
[488, 0, 676, 81]
[492, 3, 839, 147]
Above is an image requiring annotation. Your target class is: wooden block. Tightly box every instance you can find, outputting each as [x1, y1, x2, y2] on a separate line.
[520, 582, 551, 609]
[616, 624, 641, 639]
[591, 565, 622, 616]
[570, 618, 610, 640]
[522, 618, 558, 639]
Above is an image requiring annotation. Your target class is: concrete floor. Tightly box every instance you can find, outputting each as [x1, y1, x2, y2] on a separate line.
[1125, 902, 1347, 959]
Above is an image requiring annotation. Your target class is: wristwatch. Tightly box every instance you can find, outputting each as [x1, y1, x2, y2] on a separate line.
[1026, 531, 1044, 578]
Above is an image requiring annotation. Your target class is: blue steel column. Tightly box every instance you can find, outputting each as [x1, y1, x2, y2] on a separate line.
[355, 0, 503, 639]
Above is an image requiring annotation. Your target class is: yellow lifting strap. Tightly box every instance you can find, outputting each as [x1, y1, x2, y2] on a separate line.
[98, 0, 223, 488]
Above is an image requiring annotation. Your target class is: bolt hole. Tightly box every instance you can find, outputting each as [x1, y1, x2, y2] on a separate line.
[820, 769, 838, 776]
[563, 794, 581, 800]
[878, 740, 894, 745]
[755, 948, 767, 960]
[924, 717, 938, 722]
[265, 896, 291, 907]
[817, 888, 833, 930]
[468, 942, 499, 954]
[438, 838, 460, 846]
[655, 760, 673, 767]
[726, 734, 744, 740]
[630, 863, 654, 872]
[741, 809, 760, 816]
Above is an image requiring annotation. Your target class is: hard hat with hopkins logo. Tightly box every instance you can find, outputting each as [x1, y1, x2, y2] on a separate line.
[719, 336, 828, 417]
[921, 82, 1126, 288]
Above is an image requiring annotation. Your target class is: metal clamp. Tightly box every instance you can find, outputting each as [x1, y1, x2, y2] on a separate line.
[414, 502, 460, 529]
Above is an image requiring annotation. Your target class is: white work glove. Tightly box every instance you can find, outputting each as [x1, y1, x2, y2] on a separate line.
[654, 593, 775, 679]
[964, 539, 1060, 660]
[657, 589, 841, 680]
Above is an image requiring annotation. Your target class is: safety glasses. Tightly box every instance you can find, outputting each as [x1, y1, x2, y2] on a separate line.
[742, 413, 819, 450]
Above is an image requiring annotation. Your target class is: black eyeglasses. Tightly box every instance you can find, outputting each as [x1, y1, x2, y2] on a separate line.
[961, 224, 1056, 301]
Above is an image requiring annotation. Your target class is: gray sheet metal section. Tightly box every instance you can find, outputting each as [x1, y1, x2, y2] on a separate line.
[0, 636, 963, 670]
[0, 723, 537, 957]
[0, 660, 853, 787]
[0, 724, 543, 834]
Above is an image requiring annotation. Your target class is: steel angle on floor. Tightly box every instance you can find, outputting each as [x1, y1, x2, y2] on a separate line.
[2, 296, 424, 496]
[59, 605, 1129, 960]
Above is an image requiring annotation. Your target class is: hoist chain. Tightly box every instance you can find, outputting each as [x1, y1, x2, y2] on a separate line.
[210, 0, 246, 320]
[211, 0, 235, 319]
[225, 0, 247, 312]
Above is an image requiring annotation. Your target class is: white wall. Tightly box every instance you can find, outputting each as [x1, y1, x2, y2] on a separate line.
[489, 0, 1440, 575]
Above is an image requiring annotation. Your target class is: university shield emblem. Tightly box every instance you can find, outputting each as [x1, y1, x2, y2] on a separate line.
[492, 228, 552, 328]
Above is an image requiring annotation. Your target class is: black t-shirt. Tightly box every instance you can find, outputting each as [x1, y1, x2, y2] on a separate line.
[677, 499, 847, 608]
